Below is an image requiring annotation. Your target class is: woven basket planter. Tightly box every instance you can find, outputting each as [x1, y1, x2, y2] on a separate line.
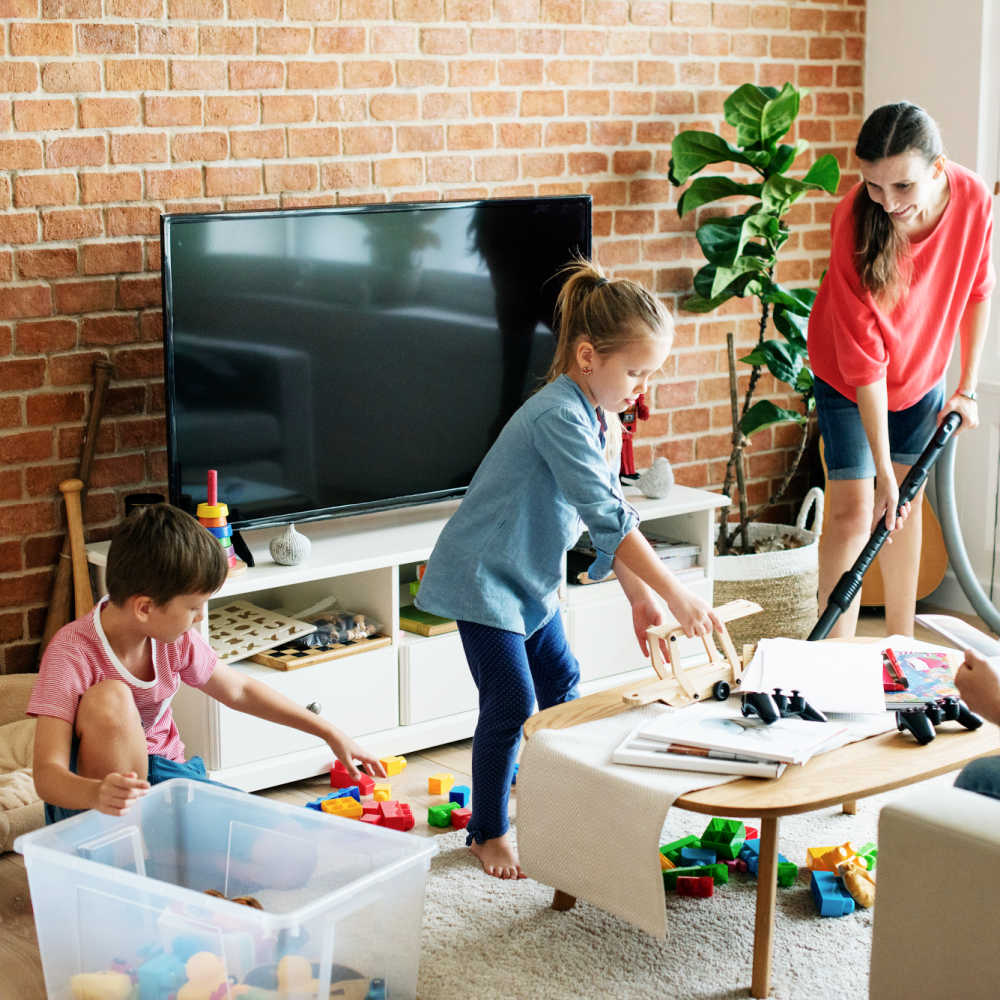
[713, 488, 823, 648]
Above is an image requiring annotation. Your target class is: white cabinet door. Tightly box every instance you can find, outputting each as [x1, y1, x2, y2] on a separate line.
[399, 632, 479, 725]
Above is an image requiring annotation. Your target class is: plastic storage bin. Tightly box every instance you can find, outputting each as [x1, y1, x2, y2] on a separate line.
[15, 779, 437, 1000]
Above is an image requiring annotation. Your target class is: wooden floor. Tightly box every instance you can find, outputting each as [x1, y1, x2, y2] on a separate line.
[0, 607, 989, 997]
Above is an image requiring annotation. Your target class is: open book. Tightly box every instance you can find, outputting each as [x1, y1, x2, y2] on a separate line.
[883, 648, 961, 709]
[612, 730, 788, 778]
[915, 614, 1000, 658]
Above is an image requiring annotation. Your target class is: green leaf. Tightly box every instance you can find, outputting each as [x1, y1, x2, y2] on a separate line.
[696, 214, 772, 266]
[710, 256, 769, 299]
[739, 399, 807, 437]
[761, 174, 809, 215]
[677, 176, 764, 216]
[802, 153, 841, 193]
[794, 367, 815, 396]
[670, 131, 757, 185]
[740, 339, 803, 385]
[733, 210, 781, 262]
[724, 82, 800, 148]
[767, 139, 809, 176]
[759, 279, 815, 315]
[772, 304, 808, 347]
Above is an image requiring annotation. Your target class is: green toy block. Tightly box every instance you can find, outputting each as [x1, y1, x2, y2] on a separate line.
[427, 802, 460, 827]
[777, 861, 799, 887]
[663, 862, 728, 889]
[858, 842, 878, 870]
[700, 817, 746, 860]
[660, 835, 700, 865]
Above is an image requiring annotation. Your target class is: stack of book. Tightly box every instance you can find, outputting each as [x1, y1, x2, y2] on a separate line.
[567, 528, 702, 585]
[882, 647, 962, 709]
[613, 708, 848, 778]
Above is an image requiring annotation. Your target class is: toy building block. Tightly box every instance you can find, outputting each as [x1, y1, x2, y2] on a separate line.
[676, 875, 715, 898]
[379, 755, 407, 777]
[700, 817, 746, 860]
[197, 470, 242, 574]
[378, 800, 415, 831]
[373, 782, 391, 802]
[680, 846, 718, 866]
[450, 807, 471, 829]
[362, 802, 381, 817]
[857, 842, 878, 870]
[327, 760, 375, 796]
[777, 861, 799, 887]
[428, 772, 455, 795]
[321, 796, 363, 820]
[744, 825, 759, 840]
[659, 853, 676, 872]
[659, 834, 700, 865]
[359, 813, 382, 826]
[813, 842, 858, 873]
[735, 859, 749, 873]
[449, 784, 471, 807]
[663, 862, 728, 888]
[810, 870, 856, 917]
[836, 859, 876, 908]
[331, 786, 362, 802]
[806, 844, 837, 870]
[428, 802, 460, 827]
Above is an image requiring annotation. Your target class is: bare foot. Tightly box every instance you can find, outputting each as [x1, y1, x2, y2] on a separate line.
[469, 834, 526, 879]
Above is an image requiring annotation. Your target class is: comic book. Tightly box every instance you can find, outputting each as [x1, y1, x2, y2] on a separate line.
[882, 648, 961, 708]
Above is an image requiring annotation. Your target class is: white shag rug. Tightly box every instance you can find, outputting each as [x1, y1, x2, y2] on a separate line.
[418, 773, 954, 1000]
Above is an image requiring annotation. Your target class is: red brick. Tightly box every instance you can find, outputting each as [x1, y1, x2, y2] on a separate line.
[263, 162, 318, 192]
[24, 464, 78, 499]
[45, 135, 107, 169]
[42, 208, 104, 241]
[110, 132, 168, 165]
[447, 123, 494, 150]
[79, 171, 142, 204]
[374, 157, 423, 187]
[0, 62, 39, 94]
[229, 61, 284, 90]
[230, 128, 285, 159]
[287, 0, 338, 15]
[343, 60, 394, 89]
[471, 91, 517, 117]
[10, 22, 74, 56]
[80, 97, 141, 128]
[144, 95, 202, 127]
[26, 391, 87, 426]
[230, 0, 283, 14]
[81, 314, 138, 346]
[77, 23, 137, 54]
[258, 27, 311, 54]
[0, 212, 39, 246]
[13, 99, 76, 131]
[41, 60, 102, 93]
[320, 161, 371, 189]
[169, 60, 227, 90]
[168, 0, 224, 16]
[521, 90, 565, 117]
[106, 0, 161, 11]
[117, 275, 161, 309]
[262, 94, 314, 123]
[287, 127, 341, 157]
[372, 25, 419, 52]
[0, 541, 22, 574]
[421, 92, 467, 118]
[81, 241, 143, 275]
[53, 278, 116, 315]
[172, 131, 228, 161]
[116, 417, 166, 450]
[139, 25, 196, 54]
[16, 248, 78, 279]
[42, 0, 101, 16]
[89, 453, 146, 488]
[144, 167, 202, 199]
[0, 139, 43, 170]
[15, 319, 77, 354]
[113, 346, 163, 380]
[205, 165, 263, 197]
[106, 59, 167, 91]
[198, 26, 254, 55]
[0, 285, 52, 321]
[106, 205, 161, 237]
[0, 358, 46, 391]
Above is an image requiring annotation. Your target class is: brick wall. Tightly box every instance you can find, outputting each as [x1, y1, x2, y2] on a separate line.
[0, 0, 865, 672]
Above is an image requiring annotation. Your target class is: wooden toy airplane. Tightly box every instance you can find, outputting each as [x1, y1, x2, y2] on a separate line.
[621, 598, 763, 709]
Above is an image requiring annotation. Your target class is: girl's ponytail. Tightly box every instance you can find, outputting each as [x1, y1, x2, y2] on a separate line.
[853, 102, 943, 307]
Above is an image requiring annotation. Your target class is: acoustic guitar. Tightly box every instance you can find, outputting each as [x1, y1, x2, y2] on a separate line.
[818, 440, 949, 605]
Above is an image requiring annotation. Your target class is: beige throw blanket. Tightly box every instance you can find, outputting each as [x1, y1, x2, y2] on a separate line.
[517, 705, 736, 938]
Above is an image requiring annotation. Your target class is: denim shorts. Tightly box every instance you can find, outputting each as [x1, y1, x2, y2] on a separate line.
[814, 377, 945, 480]
[44, 738, 223, 825]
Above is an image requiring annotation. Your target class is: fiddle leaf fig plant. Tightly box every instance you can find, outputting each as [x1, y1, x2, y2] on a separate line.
[669, 82, 840, 555]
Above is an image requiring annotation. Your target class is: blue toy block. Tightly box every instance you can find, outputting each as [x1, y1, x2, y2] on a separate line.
[810, 870, 855, 917]
[449, 785, 471, 807]
[331, 786, 361, 802]
[511, 763, 519, 785]
[739, 838, 792, 879]
[679, 846, 718, 865]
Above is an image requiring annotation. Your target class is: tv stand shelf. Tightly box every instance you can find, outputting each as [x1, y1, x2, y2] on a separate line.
[87, 485, 727, 791]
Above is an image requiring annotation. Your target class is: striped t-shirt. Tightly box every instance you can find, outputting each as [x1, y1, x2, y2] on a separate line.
[27, 597, 217, 761]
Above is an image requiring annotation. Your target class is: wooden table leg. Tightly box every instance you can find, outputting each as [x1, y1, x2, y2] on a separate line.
[751, 816, 780, 999]
[842, 799, 858, 815]
[551, 889, 576, 911]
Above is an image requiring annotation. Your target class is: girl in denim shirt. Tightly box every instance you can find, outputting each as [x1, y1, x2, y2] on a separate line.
[416, 260, 722, 879]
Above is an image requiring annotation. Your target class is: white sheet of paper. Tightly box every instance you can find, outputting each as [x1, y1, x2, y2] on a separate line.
[741, 637, 886, 714]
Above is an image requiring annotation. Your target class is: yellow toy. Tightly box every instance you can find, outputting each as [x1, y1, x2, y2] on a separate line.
[836, 858, 876, 908]
[321, 796, 363, 819]
[622, 599, 762, 709]
[372, 782, 391, 801]
[70, 972, 134, 1000]
[427, 772, 454, 795]
[177, 951, 229, 1000]
[809, 842, 858, 873]
[379, 755, 407, 777]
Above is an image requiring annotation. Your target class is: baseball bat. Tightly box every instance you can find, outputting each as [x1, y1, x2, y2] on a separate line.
[59, 478, 93, 618]
[39, 359, 113, 654]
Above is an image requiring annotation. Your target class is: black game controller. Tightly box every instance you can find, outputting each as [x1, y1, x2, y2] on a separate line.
[740, 688, 828, 725]
[896, 696, 984, 745]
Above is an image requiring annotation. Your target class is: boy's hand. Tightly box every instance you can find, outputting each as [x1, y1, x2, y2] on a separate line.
[956, 651, 1000, 726]
[96, 771, 150, 816]
[665, 587, 722, 638]
[326, 732, 387, 781]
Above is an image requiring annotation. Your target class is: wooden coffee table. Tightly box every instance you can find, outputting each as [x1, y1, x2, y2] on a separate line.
[524, 678, 1000, 999]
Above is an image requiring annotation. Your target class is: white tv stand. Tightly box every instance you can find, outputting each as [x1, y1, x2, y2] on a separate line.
[88, 485, 726, 791]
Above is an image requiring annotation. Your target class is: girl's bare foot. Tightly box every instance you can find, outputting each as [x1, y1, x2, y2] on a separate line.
[469, 833, 526, 879]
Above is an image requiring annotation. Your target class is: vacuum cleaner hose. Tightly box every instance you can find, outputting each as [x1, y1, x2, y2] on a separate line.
[935, 432, 1000, 635]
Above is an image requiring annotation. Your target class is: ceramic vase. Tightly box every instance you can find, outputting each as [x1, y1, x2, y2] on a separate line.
[637, 457, 675, 499]
[269, 523, 311, 566]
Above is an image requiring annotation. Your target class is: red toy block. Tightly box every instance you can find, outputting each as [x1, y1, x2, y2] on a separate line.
[450, 807, 471, 829]
[330, 760, 375, 795]
[378, 800, 415, 832]
[735, 859, 749, 873]
[362, 802, 381, 817]
[359, 813, 382, 826]
[745, 826, 759, 841]
[676, 875, 714, 898]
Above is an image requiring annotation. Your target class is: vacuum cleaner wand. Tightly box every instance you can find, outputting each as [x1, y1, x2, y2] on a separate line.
[808, 410, 963, 641]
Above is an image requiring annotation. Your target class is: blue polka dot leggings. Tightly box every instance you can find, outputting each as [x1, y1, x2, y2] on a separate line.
[457, 615, 580, 845]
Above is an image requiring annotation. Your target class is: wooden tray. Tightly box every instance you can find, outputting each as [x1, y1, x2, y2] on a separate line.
[208, 600, 316, 664]
[252, 634, 392, 671]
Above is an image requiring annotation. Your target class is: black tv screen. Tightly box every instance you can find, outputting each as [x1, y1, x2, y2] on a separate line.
[162, 195, 592, 529]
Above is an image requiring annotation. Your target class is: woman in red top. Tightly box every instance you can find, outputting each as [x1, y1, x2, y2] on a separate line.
[808, 102, 994, 638]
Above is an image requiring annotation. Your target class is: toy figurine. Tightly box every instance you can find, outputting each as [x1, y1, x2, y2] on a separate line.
[619, 392, 649, 480]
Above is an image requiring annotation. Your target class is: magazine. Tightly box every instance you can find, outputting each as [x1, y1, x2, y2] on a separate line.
[612, 728, 787, 777]
[631, 708, 848, 765]
[914, 614, 1000, 658]
[883, 648, 961, 709]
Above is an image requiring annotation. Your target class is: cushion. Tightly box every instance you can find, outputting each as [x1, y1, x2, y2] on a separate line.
[0, 717, 44, 853]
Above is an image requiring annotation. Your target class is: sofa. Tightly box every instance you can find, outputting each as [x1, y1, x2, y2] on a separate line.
[869, 779, 1000, 999]
[0, 672, 43, 853]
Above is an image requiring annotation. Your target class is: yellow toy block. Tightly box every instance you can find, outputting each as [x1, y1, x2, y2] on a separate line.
[805, 845, 836, 870]
[428, 772, 454, 795]
[320, 796, 363, 819]
[379, 755, 407, 777]
[812, 842, 858, 873]
[659, 853, 675, 871]
[373, 782, 391, 802]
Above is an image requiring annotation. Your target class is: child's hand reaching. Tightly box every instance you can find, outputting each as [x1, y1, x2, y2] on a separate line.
[664, 587, 721, 638]
[955, 650, 1000, 726]
[96, 771, 150, 816]
[326, 731, 387, 781]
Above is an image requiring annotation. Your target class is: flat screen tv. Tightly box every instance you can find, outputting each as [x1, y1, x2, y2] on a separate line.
[162, 195, 592, 530]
